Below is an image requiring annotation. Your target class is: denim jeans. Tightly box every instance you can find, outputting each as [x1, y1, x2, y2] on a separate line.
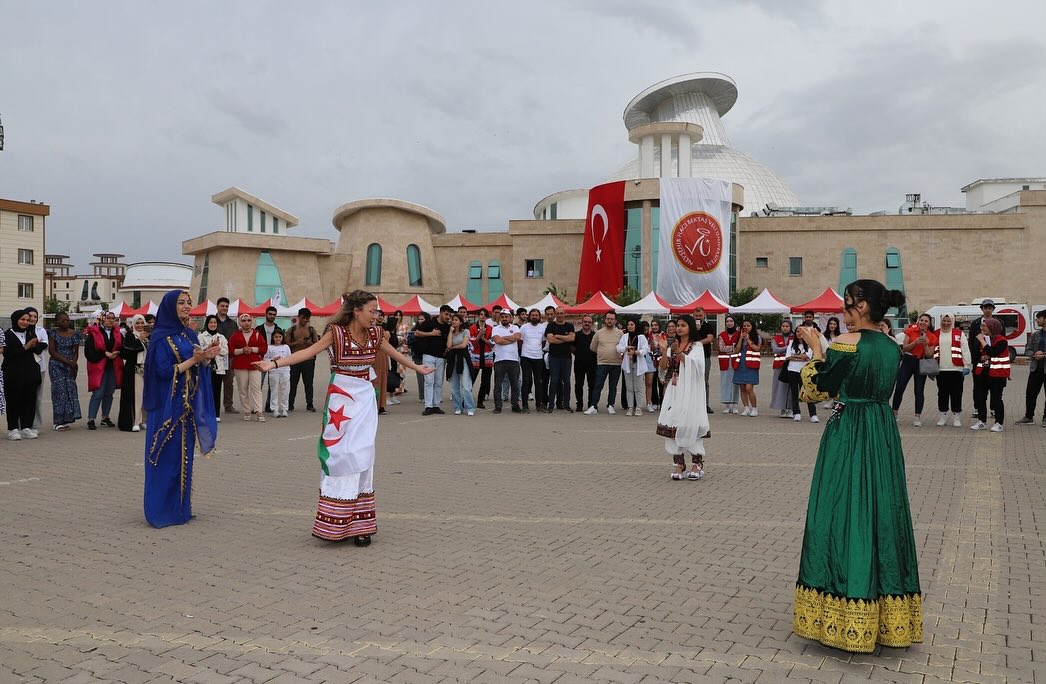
[493, 360, 521, 410]
[891, 354, 926, 415]
[547, 355, 572, 409]
[88, 365, 117, 419]
[422, 355, 446, 407]
[591, 365, 621, 408]
[450, 369, 475, 413]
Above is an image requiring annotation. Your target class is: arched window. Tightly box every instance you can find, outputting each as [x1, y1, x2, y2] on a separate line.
[839, 248, 857, 293]
[466, 260, 483, 304]
[91, 282, 100, 301]
[487, 260, 504, 301]
[255, 251, 286, 309]
[884, 247, 907, 319]
[81, 280, 90, 301]
[365, 244, 382, 286]
[407, 244, 423, 287]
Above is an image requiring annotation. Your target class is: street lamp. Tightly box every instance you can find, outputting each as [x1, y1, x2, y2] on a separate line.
[630, 246, 641, 290]
[0, 113, 5, 151]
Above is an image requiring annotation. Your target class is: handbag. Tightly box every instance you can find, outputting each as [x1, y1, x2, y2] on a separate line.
[918, 358, 940, 376]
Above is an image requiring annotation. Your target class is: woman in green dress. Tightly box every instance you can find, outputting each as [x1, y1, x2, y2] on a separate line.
[792, 279, 922, 653]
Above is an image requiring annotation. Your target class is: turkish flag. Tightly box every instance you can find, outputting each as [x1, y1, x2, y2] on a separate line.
[576, 181, 626, 301]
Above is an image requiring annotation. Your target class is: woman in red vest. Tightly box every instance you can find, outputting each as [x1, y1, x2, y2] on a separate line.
[933, 312, 971, 427]
[228, 313, 268, 421]
[717, 315, 741, 413]
[970, 317, 1009, 432]
[731, 319, 762, 416]
[769, 320, 794, 418]
[84, 310, 124, 430]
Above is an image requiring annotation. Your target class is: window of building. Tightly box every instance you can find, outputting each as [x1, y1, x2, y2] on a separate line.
[81, 281, 90, 301]
[755, 257, 769, 268]
[91, 282, 100, 300]
[260, 210, 267, 233]
[487, 260, 504, 300]
[885, 251, 900, 268]
[525, 259, 544, 279]
[254, 250, 285, 306]
[65, 293, 69, 301]
[407, 244, 423, 287]
[132, 290, 142, 308]
[839, 248, 857, 293]
[884, 247, 906, 318]
[789, 257, 803, 276]
[365, 243, 382, 286]
[18, 283, 34, 298]
[198, 254, 210, 303]
[466, 260, 483, 304]
[17, 215, 33, 231]
[17, 248, 33, 265]
[549, 202, 558, 220]
[624, 206, 642, 291]
[650, 206, 660, 286]
[272, 217, 279, 234]
[247, 204, 254, 232]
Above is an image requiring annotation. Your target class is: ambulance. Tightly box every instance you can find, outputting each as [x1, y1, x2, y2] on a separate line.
[924, 299, 1044, 361]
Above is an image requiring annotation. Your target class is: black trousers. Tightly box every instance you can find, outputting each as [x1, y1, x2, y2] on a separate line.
[5, 375, 38, 431]
[573, 361, 596, 409]
[493, 361, 520, 409]
[1025, 367, 1046, 419]
[787, 378, 817, 417]
[470, 364, 492, 404]
[973, 373, 1006, 424]
[289, 358, 316, 409]
[547, 355, 572, 409]
[211, 373, 223, 418]
[936, 371, 964, 413]
[521, 357, 547, 408]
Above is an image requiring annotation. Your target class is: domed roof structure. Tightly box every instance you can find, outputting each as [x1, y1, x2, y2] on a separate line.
[610, 72, 799, 214]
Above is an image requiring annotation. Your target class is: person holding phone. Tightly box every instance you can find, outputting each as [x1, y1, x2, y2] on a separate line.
[731, 319, 762, 416]
[891, 314, 938, 427]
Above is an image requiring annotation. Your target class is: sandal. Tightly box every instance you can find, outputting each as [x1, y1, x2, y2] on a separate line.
[686, 468, 704, 480]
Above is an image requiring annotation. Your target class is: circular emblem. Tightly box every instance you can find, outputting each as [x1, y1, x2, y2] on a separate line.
[671, 212, 723, 274]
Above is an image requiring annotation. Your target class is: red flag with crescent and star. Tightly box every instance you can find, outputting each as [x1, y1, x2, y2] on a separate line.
[576, 181, 626, 301]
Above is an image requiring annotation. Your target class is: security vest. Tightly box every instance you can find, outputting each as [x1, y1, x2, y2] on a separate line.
[733, 342, 761, 370]
[718, 331, 740, 370]
[933, 328, 964, 367]
[772, 334, 792, 369]
[974, 335, 1010, 379]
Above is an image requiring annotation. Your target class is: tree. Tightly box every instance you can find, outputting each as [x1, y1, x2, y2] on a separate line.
[43, 296, 71, 315]
[612, 286, 642, 308]
[543, 282, 571, 305]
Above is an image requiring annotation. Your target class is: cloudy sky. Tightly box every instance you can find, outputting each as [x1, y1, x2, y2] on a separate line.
[2, 0, 1043, 269]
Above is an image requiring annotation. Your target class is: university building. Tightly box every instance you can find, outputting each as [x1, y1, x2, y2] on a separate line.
[0, 197, 48, 315]
[183, 73, 1046, 313]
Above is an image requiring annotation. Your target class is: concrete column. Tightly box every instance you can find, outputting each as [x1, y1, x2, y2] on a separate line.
[678, 134, 692, 178]
[640, 135, 655, 178]
[660, 134, 673, 178]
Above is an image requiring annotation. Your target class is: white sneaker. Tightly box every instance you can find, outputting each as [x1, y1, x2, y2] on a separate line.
[779, 409, 788, 418]
[20, 428, 38, 439]
[607, 406, 616, 415]
[953, 414, 963, 428]
[216, 417, 221, 423]
[583, 406, 597, 415]
[741, 406, 751, 416]
[454, 410, 462, 415]
[913, 417, 922, 427]
[822, 401, 834, 409]
[749, 409, 758, 417]
[722, 406, 731, 414]
[8, 430, 22, 441]
[132, 425, 140, 432]
[634, 407, 642, 416]
[970, 421, 987, 431]
[810, 415, 819, 423]
[731, 406, 739, 414]
[793, 414, 802, 422]
[467, 410, 474, 416]
[936, 413, 948, 427]
[646, 404, 655, 413]
[990, 423, 1004, 433]
[625, 408, 634, 416]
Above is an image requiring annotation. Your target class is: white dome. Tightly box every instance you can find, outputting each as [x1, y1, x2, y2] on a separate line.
[615, 72, 800, 214]
[608, 144, 800, 215]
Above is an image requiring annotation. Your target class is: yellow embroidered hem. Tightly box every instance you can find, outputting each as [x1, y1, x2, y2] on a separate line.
[793, 585, 923, 653]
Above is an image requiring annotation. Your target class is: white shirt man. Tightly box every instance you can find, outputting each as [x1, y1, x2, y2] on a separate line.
[491, 312, 522, 413]
[518, 310, 548, 412]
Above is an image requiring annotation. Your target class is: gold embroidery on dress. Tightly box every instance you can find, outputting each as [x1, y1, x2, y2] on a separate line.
[828, 341, 857, 353]
[799, 362, 830, 403]
[793, 585, 923, 653]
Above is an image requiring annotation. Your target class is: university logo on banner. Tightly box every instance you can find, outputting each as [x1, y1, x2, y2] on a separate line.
[576, 181, 626, 301]
[657, 178, 732, 304]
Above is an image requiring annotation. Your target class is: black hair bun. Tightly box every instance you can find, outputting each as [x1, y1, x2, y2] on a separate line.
[883, 289, 907, 309]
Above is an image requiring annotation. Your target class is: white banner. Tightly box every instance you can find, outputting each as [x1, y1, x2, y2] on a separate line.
[656, 177, 732, 304]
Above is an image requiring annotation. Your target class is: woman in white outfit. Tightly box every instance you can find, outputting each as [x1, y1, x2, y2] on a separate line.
[617, 319, 651, 416]
[656, 314, 709, 481]
[198, 315, 229, 423]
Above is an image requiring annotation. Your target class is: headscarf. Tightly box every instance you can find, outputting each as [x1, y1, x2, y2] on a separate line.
[10, 309, 30, 331]
[984, 317, 1003, 338]
[150, 290, 193, 344]
[128, 314, 147, 338]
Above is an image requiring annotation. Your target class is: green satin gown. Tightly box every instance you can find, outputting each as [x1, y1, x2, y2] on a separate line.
[793, 329, 923, 653]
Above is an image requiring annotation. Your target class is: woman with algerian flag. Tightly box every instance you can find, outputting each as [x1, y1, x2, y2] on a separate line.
[254, 290, 433, 546]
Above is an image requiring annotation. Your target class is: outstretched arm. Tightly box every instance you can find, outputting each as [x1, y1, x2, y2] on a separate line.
[253, 330, 333, 372]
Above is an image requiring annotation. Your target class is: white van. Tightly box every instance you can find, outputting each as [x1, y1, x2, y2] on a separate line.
[923, 302, 1038, 361]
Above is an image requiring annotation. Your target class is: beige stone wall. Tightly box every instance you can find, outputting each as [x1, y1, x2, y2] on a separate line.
[0, 205, 46, 314]
[334, 206, 444, 301]
[187, 246, 329, 305]
[506, 220, 585, 304]
[737, 191, 1046, 312]
[431, 232, 513, 304]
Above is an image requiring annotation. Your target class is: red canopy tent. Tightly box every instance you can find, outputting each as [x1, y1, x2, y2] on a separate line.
[312, 298, 344, 316]
[566, 291, 618, 315]
[245, 298, 275, 316]
[189, 299, 215, 317]
[445, 294, 480, 312]
[397, 295, 439, 316]
[790, 287, 844, 313]
[670, 290, 729, 315]
[375, 296, 399, 314]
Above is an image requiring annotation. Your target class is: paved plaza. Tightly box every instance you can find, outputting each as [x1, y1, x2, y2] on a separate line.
[1, 360, 1044, 683]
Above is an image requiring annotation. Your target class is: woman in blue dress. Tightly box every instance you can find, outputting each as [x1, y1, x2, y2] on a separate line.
[143, 290, 220, 528]
[731, 318, 762, 416]
[47, 311, 84, 430]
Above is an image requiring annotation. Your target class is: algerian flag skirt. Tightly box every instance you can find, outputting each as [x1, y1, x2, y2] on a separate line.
[312, 373, 378, 541]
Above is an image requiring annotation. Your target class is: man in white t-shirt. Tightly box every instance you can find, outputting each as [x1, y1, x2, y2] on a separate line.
[491, 310, 522, 414]
[519, 308, 548, 413]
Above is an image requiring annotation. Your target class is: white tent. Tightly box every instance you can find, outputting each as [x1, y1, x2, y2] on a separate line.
[729, 288, 792, 314]
[615, 291, 672, 315]
[444, 294, 480, 311]
[524, 292, 568, 312]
